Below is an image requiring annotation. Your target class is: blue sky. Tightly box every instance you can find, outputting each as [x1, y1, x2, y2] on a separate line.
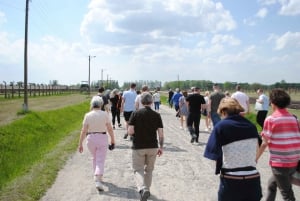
[0, 0, 299, 86]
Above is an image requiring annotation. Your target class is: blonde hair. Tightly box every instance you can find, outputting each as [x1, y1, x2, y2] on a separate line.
[217, 98, 244, 116]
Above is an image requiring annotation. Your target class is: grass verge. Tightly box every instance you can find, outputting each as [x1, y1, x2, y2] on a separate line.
[0, 101, 89, 201]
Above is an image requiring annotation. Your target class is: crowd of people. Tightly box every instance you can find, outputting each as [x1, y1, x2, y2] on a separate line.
[77, 83, 300, 201]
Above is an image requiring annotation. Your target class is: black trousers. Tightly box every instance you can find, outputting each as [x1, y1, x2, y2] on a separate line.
[256, 110, 268, 128]
[187, 112, 201, 139]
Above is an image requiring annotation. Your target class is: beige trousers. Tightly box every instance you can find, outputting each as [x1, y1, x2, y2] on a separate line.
[132, 148, 158, 192]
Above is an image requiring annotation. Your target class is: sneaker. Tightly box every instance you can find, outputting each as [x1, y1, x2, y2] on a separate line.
[123, 133, 128, 139]
[95, 181, 104, 191]
[140, 189, 150, 201]
[204, 128, 208, 132]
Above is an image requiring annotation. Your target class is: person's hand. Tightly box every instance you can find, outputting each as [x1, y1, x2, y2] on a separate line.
[157, 148, 163, 157]
[78, 145, 83, 153]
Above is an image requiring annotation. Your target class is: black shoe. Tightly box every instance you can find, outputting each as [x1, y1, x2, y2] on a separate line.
[113, 125, 115, 129]
[118, 123, 122, 127]
[195, 138, 199, 143]
[191, 137, 195, 143]
[123, 134, 128, 139]
[140, 189, 150, 201]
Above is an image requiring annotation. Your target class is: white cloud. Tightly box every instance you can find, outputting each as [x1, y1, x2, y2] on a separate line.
[278, 0, 300, 16]
[256, 8, 268, 18]
[211, 34, 241, 46]
[273, 31, 300, 50]
[80, 0, 236, 48]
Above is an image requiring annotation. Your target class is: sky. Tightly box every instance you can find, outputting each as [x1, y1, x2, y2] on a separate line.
[0, 0, 299, 86]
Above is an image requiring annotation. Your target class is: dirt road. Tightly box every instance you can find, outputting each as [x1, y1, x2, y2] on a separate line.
[40, 105, 300, 201]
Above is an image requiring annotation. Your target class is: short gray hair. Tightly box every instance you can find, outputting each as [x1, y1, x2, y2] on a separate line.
[141, 92, 153, 105]
[90, 96, 103, 109]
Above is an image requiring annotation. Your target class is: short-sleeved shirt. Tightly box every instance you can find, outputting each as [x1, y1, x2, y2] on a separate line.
[210, 92, 225, 113]
[82, 110, 110, 132]
[122, 89, 137, 112]
[186, 93, 205, 114]
[204, 115, 260, 175]
[261, 109, 300, 167]
[231, 91, 249, 112]
[128, 106, 163, 149]
[258, 94, 269, 111]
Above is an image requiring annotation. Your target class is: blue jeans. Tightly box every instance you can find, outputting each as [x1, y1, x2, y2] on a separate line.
[211, 112, 221, 126]
[218, 176, 262, 201]
[266, 167, 296, 201]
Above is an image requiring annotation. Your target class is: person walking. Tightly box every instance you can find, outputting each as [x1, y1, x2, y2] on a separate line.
[135, 85, 149, 110]
[186, 87, 206, 143]
[255, 88, 269, 128]
[231, 85, 250, 115]
[97, 87, 109, 112]
[152, 90, 161, 112]
[121, 83, 137, 139]
[171, 88, 183, 118]
[204, 98, 262, 201]
[203, 90, 211, 131]
[168, 88, 174, 108]
[128, 92, 164, 201]
[109, 89, 122, 129]
[256, 88, 300, 201]
[178, 90, 189, 130]
[209, 84, 225, 127]
[78, 96, 115, 191]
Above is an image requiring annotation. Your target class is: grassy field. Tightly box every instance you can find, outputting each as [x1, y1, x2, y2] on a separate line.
[0, 94, 90, 201]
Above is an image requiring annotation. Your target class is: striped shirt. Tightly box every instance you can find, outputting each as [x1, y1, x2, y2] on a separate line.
[261, 109, 300, 167]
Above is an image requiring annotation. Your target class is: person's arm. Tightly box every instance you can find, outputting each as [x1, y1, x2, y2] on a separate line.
[256, 136, 268, 162]
[128, 125, 134, 135]
[78, 124, 88, 153]
[157, 127, 164, 157]
[246, 99, 250, 114]
[121, 97, 125, 113]
[106, 122, 115, 145]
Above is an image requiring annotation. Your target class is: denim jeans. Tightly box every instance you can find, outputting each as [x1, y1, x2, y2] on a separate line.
[211, 112, 221, 127]
[266, 167, 296, 201]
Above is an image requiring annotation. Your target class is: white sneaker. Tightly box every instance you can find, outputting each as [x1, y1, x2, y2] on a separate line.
[95, 181, 104, 191]
[204, 128, 209, 132]
[180, 126, 183, 129]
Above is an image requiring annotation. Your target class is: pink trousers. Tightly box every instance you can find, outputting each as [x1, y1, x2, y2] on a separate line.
[86, 134, 108, 176]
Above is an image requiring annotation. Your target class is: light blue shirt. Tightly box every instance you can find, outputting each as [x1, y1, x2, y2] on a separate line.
[259, 94, 269, 111]
[122, 89, 137, 112]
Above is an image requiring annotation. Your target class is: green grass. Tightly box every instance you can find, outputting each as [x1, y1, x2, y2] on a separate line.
[0, 101, 89, 201]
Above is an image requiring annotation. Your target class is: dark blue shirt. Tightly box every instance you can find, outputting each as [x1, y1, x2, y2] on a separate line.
[204, 115, 259, 174]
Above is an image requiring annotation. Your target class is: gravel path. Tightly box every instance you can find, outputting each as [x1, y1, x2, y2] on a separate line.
[40, 105, 300, 201]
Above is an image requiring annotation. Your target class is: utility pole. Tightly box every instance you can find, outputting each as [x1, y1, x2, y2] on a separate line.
[23, 0, 30, 112]
[88, 55, 96, 96]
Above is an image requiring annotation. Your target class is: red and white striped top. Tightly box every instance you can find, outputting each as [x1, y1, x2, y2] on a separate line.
[261, 108, 300, 167]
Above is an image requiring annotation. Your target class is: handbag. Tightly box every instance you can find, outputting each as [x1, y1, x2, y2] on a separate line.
[255, 102, 263, 111]
[291, 161, 300, 186]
